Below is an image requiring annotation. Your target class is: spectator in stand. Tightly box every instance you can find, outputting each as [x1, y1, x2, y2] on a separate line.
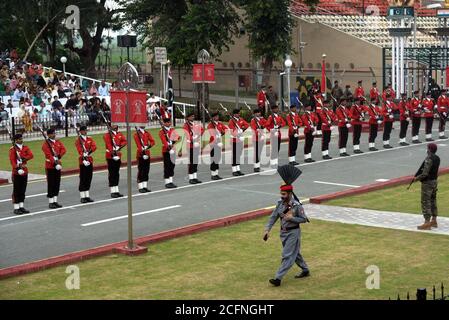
[12, 86, 25, 101]
[0, 103, 9, 123]
[101, 98, 110, 112]
[81, 78, 89, 92]
[89, 82, 98, 96]
[98, 80, 109, 96]
[32, 92, 43, 106]
[65, 93, 78, 110]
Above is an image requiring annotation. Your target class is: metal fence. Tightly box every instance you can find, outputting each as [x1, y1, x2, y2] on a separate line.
[391, 283, 448, 300]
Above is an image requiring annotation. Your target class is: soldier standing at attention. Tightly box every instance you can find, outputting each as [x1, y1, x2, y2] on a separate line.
[415, 143, 440, 230]
[134, 126, 155, 193]
[208, 111, 228, 179]
[104, 124, 127, 198]
[286, 104, 302, 165]
[436, 89, 448, 139]
[250, 108, 266, 172]
[75, 126, 97, 203]
[42, 128, 66, 209]
[159, 117, 181, 188]
[301, 103, 318, 163]
[264, 165, 310, 287]
[10, 134, 33, 215]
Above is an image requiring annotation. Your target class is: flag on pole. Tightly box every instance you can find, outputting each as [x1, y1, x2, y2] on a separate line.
[167, 65, 174, 108]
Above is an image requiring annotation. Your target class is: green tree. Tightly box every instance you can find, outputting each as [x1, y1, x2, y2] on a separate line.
[242, 0, 295, 86]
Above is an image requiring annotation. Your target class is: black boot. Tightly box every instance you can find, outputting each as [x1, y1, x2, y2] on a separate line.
[81, 198, 89, 203]
[295, 270, 311, 279]
[49, 203, 57, 209]
[14, 209, 23, 215]
[269, 278, 281, 287]
[54, 203, 63, 208]
[85, 197, 94, 202]
[20, 208, 30, 214]
[193, 179, 202, 184]
[254, 168, 261, 173]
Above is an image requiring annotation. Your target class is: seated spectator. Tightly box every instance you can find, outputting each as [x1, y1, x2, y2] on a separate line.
[12, 87, 25, 101]
[51, 95, 63, 111]
[65, 93, 78, 110]
[89, 82, 98, 96]
[0, 103, 9, 123]
[98, 80, 109, 96]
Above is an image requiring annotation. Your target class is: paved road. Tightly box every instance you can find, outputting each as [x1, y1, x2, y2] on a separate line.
[0, 125, 448, 268]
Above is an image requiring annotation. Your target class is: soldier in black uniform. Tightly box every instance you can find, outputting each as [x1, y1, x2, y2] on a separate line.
[414, 143, 440, 230]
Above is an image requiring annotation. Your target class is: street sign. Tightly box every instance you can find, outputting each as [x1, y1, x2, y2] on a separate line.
[154, 47, 167, 64]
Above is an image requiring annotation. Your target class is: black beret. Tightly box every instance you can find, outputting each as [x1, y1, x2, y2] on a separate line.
[211, 111, 219, 117]
[232, 109, 241, 114]
[185, 112, 194, 118]
[401, 93, 407, 97]
[290, 104, 297, 109]
[79, 125, 87, 131]
[271, 105, 279, 110]
[163, 118, 171, 123]
[340, 96, 348, 101]
[47, 128, 55, 134]
[14, 134, 22, 140]
[253, 108, 262, 114]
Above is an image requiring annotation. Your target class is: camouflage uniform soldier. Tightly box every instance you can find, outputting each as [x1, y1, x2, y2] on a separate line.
[415, 143, 440, 230]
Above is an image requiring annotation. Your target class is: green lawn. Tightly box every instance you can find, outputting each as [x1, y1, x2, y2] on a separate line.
[326, 174, 449, 217]
[1, 217, 448, 300]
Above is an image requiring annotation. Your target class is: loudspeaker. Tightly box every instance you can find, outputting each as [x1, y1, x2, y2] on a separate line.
[117, 35, 137, 48]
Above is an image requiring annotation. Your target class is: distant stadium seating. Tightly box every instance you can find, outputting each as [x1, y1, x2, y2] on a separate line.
[291, 1, 440, 48]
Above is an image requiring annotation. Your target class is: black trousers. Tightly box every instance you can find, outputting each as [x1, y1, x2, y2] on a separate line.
[425, 117, 434, 135]
[352, 124, 362, 145]
[12, 174, 27, 203]
[46, 168, 61, 198]
[439, 117, 447, 132]
[288, 135, 299, 157]
[412, 117, 421, 137]
[338, 126, 349, 148]
[321, 130, 331, 151]
[232, 140, 243, 166]
[270, 133, 281, 159]
[163, 152, 175, 178]
[304, 132, 314, 154]
[369, 124, 378, 143]
[137, 157, 150, 183]
[188, 147, 200, 174]
[79, 164, 93, 192]
[210, 145, 222, 171]
[254, 138, 263, 164]
[383, 121, 393, 141]
[317, 118, 322, 131]
[399, 120, 409, 139]
[107, 158, 121, 187]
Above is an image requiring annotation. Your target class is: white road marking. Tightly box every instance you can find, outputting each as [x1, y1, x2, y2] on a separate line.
[0, 190, 66, 203]
[81, 205, 181, 227]
[313, 181, 360, 188]
[376, 179, 390, 182]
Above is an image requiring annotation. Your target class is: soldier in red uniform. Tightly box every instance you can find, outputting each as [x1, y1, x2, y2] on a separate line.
[313, 92, 324, 136]
[410, 90, 423, 143]
[228, 109, 249, 175]
[437, 89, 448, 139]
[350, 97, 366, 153]
[301, 104, 318, 162]
[159, 117, 181, 188]
[286, 105, 302, 165]
[370, 82, 380, 103]
[318, 100, 337, 160]
[183, 112, 205, 184]
[364, 97, 383, 151]
[10, 134, 33, 215]
[382, 83, 396, 101]
[250, 108, 267, 172]
[397, 94, 411, 146]
[208, 111, 227, 179]
[134, 126, 155, 193]
[265, 105, 286, 168]
[382, 95, 397, 148]
[103, 124, 127, 198]
[335, 97, 352, 157]
[42, 128, 66, 208]
[354, 80, 365, 100]
[75, 126, 97, 203]
[257, 86, 268, 115]
[422, 92, 435, 141]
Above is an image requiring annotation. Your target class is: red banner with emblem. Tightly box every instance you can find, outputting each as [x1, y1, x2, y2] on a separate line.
[111, 91, 148, 126]
[446, 67, 449, 88]
[192, 64, 215, 83]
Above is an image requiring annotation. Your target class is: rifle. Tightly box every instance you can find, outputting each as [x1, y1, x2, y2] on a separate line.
[296, 97, 304, 109]
[154, 112, 180, 155]
[75, 125, 90, 162]
[99, 111, 121, 156]
[36, 125, 60, 167]
[243, 101, 252, 111]
[407, 161, 425, 190]
[6, 126, 23, 172]
[135, 126, 150, 158]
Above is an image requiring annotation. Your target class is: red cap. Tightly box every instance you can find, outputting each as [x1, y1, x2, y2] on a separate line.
[428, 143, 437, 153]
[280, 185, 293, 192]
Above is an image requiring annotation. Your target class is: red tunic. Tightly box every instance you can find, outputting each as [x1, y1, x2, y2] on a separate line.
[103, 131, 127, 160]
[382, 101, 397, 123]
[250, 116, 267, 140]
[42, 139, 66, 169]
[422, 98, 435, 118]
[265, 113, 286, 139]
[134, 130, 155, 159]
[257, 91, 266, 107]
[318, 108, 337, 131]
[286, 112, 302, 137]
[228, 116, 249, 143]
[9, 145, 33, 175]
[355, 86, 365, 99]
[364, 104, 382, 125]
[301, 111, 318, 134]
[437, 95, 449, 117]
[207, 121, 228, 144]
[370, 87, 379, 101]
[335, 105, 351, 128]
[75, 136, 97, 165]
[183, 121, 205, 149]
[397, 100, 411, 121]
[410, 97, 422, 119]
[159, 127, 180, 153]
[350, 103, 365, 126]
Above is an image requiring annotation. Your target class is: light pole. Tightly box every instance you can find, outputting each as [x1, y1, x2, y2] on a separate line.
[197, 49, 210, 128]
[60, 56, 67, 77]
[321, 53, 327, 98]
[284, 56, 293, 109]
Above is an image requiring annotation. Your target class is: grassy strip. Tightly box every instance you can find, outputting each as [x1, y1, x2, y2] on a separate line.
[1, 217, 448, 299]
[325, 174, 449, 217]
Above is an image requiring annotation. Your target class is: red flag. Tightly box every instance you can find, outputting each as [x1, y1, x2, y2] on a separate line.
[111, 90, 148, 126]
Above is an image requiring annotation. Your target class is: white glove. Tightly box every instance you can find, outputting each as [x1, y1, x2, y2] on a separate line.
[113, 146, 120, 151]
[83, 160, 91, 167]
[260, 134, 265, 141]
[112, 156, 120, 161]
[274, 125, 279, 130]
[169, 149, 175, 155]
[274, 131, 279, 137]
[17, 169, 25, 175]
[216, 133, 221, 138]
[377, 120, 382, 124]
[217, 142, 223, 148]
[193, 135, 198, 140]
[53, 156, 59, 162]
[239, 136, 245, 142]
[237, 129, 243, 134]
[142, 155, 149, 160]
[55, 164, 62, 171]
[406, 117, 410, 121]
[330, 126, 334, 131]
[194, 142, 200, 148]
[346, 123, 352, 128]
[294, 133, 299, 138]
[389, 115, 393, 119]
[142, 146, 148, 151]
[16, 159, 22, 165]
[83, 152, 89, 157]
[443, 112, 447, 117]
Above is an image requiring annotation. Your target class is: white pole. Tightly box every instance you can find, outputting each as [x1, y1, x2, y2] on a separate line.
[400, 37, 404, 96]
[392, 37, 395, 95]
[287, 67, 291, 107]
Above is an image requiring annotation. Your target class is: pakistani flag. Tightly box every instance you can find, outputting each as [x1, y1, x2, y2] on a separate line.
[167, 66, 174, 108]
